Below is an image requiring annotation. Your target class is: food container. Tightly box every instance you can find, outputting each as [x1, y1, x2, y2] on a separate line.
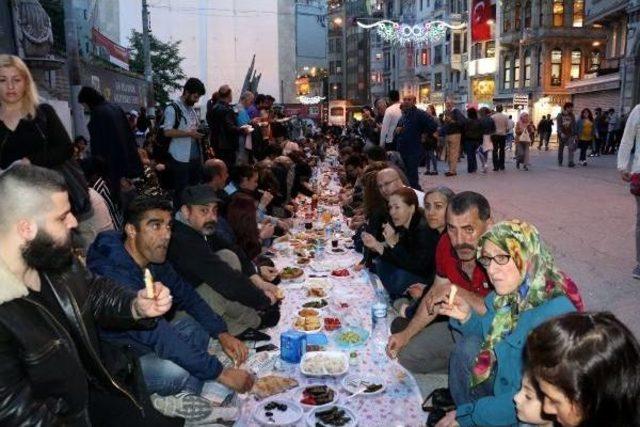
[280, 330, 307, 364]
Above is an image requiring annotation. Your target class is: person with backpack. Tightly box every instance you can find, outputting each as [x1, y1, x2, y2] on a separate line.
[556, 102, 577, 167]
[160, 77, 207, 206]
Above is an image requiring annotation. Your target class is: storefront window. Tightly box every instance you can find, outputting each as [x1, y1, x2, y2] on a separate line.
[551, 48, 562, 86]
[570, 49, 581, 80]
[553, 0, 564, 27]
[573, 0, 584, 27]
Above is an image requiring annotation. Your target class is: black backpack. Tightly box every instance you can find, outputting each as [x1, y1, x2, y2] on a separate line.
[155, 102, 183, 160]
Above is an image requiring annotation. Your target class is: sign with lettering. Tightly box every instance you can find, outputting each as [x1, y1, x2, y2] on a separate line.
[513, 94, 529, 106]
[82, 62, 148, 111]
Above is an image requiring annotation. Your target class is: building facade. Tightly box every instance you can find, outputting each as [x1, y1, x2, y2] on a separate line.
[622, 0, 640, 114]
[295, 0, 328, 99]
[495, 0, 607, 123]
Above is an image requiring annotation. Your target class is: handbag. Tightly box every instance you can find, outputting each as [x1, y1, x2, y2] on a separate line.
[630, 173, 640, 196]
[34, 107, 93, 220]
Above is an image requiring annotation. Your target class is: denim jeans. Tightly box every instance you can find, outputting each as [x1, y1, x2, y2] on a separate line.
[464, 140, 479, 173]
[170, 157, 202, 207]
[425, 148, 438, 172]
[375, 258, 426, 301]
[139, 318, 209, 396]
[449, 333, 495, 406]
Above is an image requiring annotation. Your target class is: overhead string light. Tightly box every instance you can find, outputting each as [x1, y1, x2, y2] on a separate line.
[357, 19, 466, 46]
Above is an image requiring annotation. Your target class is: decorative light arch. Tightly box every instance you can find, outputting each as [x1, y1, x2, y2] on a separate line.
[357, 19, 466, 46]
[298, 95, 326, 105]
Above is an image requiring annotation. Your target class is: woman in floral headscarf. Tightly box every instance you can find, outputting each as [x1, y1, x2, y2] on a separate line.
[434, 219, 583, 427]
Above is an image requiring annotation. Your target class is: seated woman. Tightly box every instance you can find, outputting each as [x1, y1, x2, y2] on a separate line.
[525, 312, 640, 427]
[361, 187, 439, 301]
[435, 220, 584, 427]
[227, 192, 272, 261]
[353, 161, 389, 264]
[400, 186, 456, 320]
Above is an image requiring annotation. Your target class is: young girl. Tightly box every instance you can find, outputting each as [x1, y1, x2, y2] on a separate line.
[526, 312, 640, 427]
[514, 373, 553, 427]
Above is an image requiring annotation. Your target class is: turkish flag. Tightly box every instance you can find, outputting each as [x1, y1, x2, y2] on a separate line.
[471, 0, 492, 42]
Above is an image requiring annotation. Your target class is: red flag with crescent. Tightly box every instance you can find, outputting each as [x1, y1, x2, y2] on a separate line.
[471, 0, 492, 42]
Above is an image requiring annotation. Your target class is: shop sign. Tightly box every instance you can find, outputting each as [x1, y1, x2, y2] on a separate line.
[513, 94, 529, 106]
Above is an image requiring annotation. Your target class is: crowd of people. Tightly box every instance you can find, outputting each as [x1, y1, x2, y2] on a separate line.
[1, 52, 639, 427]
[356, 90, 627, 179]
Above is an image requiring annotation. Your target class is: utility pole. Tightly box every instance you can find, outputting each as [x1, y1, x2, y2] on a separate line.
[62, 0, 85, 137]
[142, 0, 155, 117]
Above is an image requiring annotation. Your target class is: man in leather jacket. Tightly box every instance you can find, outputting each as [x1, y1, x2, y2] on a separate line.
[0, 164, 180, 427]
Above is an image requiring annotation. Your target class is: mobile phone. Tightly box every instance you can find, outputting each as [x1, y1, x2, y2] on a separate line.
[255, 343, 279, 353]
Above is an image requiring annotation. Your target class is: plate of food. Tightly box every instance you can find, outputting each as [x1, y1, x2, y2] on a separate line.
[280, 267, 305, 283]
[327, 247, 346, 255]
[305, 405, 357, 427]
[341, 374, 385, 396]
[334, 327, 369, 349]
[330, 268, 351, 278]
[297, 257, 311, 266]
[300, 351, 349, 377]
[310, 261, 332, 273]
[298, 385, 337, 410]
[294, 311, 322, 334]
[323, 317, 341, 332]
[301, 299, 328, 310]
[306, 286, 328, 298]
[252, 399, 304, 426]
[251, 375, 299, 399]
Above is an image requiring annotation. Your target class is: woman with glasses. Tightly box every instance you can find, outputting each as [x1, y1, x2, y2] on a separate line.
[433, 220, 584, 427]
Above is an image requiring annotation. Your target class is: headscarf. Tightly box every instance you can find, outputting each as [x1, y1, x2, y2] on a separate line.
[470, 219, 584, 387]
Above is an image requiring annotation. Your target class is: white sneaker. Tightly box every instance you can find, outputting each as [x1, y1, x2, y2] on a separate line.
[151, 393, 238, 423]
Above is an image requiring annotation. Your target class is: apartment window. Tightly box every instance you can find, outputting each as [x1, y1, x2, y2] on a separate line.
[515, 1, 521, 31]
[486, 41, 496, 58]
[453, 33, 461, 54]
[553, 0, 564, 27]
[570, 49, 582, 80]
[336, 60, 342, 74]
[420, 0, 423, 11]
[504, 56, 512, 90]
[538, 46, 543, 87]
[435, 73, 442, 90]
[504, 13, 511, 32]
[434, 45, 443, 64]
[375, 52, 383, 61]
[524, 50, 531, 87]
[524, 1, 532, 28]
[472, 43, 482, 60]
[336, 38, 342, 53]
[551, 48, 562, 86]
[514, 51, 520, 88]
[573, 0, 584, 27]
[421, 49, 429, 65]
[589, 49, 601, 71]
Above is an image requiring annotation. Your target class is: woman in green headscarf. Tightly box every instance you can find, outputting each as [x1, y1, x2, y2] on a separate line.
[434, 219, 584, 427]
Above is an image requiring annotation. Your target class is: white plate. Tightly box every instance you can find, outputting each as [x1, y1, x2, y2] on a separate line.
[252, 399, 304, 426]
[296, 385, 338, 410]
[300, 299, 329, 311]
[341, 374, 386, 396]
[300, 351, 349, 377]
[305, 278, 333, 291]
[327, 247, 348, 256]
[306, 405, 358, 427]
[310, 261, 333, 272]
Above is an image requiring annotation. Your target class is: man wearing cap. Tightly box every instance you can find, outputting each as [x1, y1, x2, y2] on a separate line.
[168, 184, 281, 335]
[87, 194, 252, 422]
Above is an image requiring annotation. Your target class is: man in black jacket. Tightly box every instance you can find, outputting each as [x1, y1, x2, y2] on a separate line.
[168, 185, 280, 334]
[207, 85, 251, 168]
[0, 164, 179, 426]
[78, 86, 144, 198]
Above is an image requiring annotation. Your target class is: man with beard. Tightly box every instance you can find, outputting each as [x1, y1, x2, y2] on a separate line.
[161, 78, 207, 205]
[208, 85, 251, 168]
[86, 195, 252, 423]
[385, 192, 492, 375]
[168, 185, 280, 335]
[0, 164, 180, 426]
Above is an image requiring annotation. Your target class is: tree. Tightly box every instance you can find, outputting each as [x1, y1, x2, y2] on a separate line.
[128, 30, 186, 107]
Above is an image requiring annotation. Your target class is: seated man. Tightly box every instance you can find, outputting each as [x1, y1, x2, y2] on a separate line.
[0, 165, 179, 427]
[87, 195, 253, 421]
[169, 184, 280, 334]
[386, 192, 492, 374]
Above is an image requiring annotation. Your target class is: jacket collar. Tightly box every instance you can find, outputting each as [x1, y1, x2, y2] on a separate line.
[0, 257, 29, 304]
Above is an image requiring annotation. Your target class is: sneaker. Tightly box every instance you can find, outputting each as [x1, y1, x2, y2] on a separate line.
[582, 161, 587, 166]
[568, 162, 576, 168]
[151, 393, 238, 422]
[633, 265, 640, 280]
[444, 171, 457, 177]
[523, 165, 529, 171]
[430, 171, 439, 176]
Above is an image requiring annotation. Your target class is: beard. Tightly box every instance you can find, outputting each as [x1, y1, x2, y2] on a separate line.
[21, 229, 74, 274]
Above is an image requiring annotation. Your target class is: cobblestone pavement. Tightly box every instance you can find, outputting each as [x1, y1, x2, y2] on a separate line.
[418, 145, 639, 336]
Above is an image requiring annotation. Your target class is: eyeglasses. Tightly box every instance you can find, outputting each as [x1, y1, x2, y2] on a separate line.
[377, 178, 399, 190]
[477, 254, 511, 268]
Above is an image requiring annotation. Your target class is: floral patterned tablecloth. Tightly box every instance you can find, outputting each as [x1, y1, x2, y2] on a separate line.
[235, 232, 428, 427]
